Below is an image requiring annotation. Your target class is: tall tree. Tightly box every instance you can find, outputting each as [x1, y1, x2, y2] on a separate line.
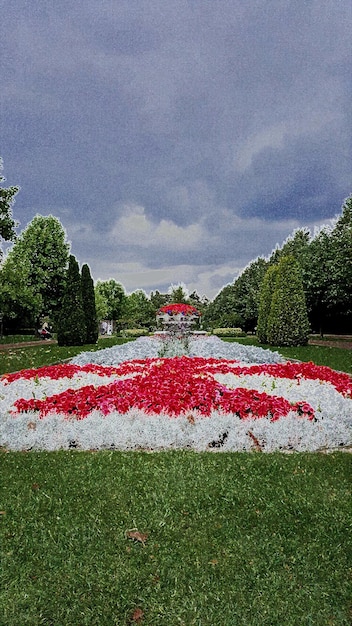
[81, 264, 98, 343]
[1, 215, 69, 324]
[168, 284, 189, 304]
[202, 283, 241, 329]
[0, 158, 19, 255]
[122, 290, 155, 329]
[329, 196, 352, 326]
[269, 228, 311, 266]
[303, 227, 334, 335]
[231, 257, 268, 332]
[57, 255, 86, 346]
[188, 291, 209, 316]
[0, 254, 42, 330]
[256, 264, 279, 343]
[150, 290, 169, 312]
[266, 255, 310, 346]
[94, 279, 126, 324]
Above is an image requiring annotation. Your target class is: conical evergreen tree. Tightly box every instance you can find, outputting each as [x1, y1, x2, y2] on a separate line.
[256, 264, 278, 343]
[57, 255, 86, 346]
[81, 263, 98, 343]
[266, 255, 310, 346]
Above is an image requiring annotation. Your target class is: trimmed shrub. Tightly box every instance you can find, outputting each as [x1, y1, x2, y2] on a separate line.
[212, 328, 246, 337]
[266, 255, 310, 346]
[81, 264, 98, 344]
[257, 265, 279, 343]
[57, 255, 86, 346]
[120, 328, 149, 337]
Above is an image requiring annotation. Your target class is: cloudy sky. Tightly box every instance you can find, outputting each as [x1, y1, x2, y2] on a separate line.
[1, 0, 351, 298]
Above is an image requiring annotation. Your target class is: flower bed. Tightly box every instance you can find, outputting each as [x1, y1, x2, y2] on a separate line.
[0, 338, 352, 451]
[1, 337, 351, 452]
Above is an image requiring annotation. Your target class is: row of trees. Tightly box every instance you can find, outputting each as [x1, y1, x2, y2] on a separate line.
[0, 211, 209, 338]
[94, 281, 209, 331]
[204, 196, 352, 336]
[57, 257, 98, 346]
[0, 215, 70, 332]
[256, 256, 310, 346]
[1, 159, 350, 343]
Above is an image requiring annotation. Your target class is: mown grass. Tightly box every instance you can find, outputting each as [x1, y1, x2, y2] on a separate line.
[0, 337, 133, 375]
[0, 334, 351, 375]
[225, 337, 352, 374]
[1, 451, 351, 625]
[0, 334, 41, 344]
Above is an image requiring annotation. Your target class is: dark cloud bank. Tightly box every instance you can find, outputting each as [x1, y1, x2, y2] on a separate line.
[1, 1, 351, 297]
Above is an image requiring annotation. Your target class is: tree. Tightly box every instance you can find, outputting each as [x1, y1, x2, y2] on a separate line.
[202, 283, 241, 329]
[94, 279, 126, 325]
[81, 264, 98, 343]
[302, 227, 334, 335]
[57, 255, 86, 346]
[94, 289, 108, 324]
[269, 228, 311, 266]
[328, 196, 352, 328]
[150, 290, 169, 312]
[188, 291, 209, 317]
[122, 290, 155, 329]
[203, 257, 268, 331]
[0, 254, 42, 330]
[266, 255, 310, 346]
[168, 284, 189, 304]
[231, 257, 268, 332]
[1, 215, 69, 325]
[0, 158, 19, 255]
[256, 264, 278, 343]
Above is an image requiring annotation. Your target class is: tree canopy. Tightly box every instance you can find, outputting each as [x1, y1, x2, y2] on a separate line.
[57, 255, 86, 346]
[0, 158, 19, 254]
[1, 215, 70, 326]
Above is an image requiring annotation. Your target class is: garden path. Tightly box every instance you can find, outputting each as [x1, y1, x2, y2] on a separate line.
[0, 340, 57, 351]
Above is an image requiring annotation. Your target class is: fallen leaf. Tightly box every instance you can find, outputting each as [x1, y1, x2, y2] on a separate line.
[208, 558, 218, 566]
[0, 511, 6, 515]
[27, 421, 37, 430]
[31, 483, 40, 490]
[126, 529, 148, 546]
[130, 607, 144, 623]
[247, 430, 262, 451]
[186, 413, 195, 425]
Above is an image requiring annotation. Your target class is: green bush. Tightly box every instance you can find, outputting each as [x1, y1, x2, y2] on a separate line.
[81, 264, 98, 344]
[256, 265, 279, 343]
[266, 255, 310, 346]
[57, 255, 86, 346]
[120, 328, 149, 337]
[212, 327, 246, 337]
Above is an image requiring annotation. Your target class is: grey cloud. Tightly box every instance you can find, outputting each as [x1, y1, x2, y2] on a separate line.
[1, 0, 350, 297]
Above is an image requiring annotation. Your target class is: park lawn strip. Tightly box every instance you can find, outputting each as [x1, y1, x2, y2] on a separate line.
[225, 337, 352, 374]
[0, 336, 351, 375]
[1, 451, 351, 626]
[0, 337, 133, 376]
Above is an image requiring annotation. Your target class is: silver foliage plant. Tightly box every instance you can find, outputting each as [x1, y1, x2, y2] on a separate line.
[1, 336, 351, 452]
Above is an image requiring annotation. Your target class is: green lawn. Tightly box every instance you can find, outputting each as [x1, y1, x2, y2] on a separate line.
[1, 336, 351, 624]
[224, 336, 352, 374]
[0, 334, 351, 375]
[0, 337, 133, 375]
[1, 451, 351, 625]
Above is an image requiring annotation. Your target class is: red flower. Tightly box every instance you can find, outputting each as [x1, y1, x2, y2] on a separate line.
[12, 356, 315, 421]
[157, 303, 200, 316]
